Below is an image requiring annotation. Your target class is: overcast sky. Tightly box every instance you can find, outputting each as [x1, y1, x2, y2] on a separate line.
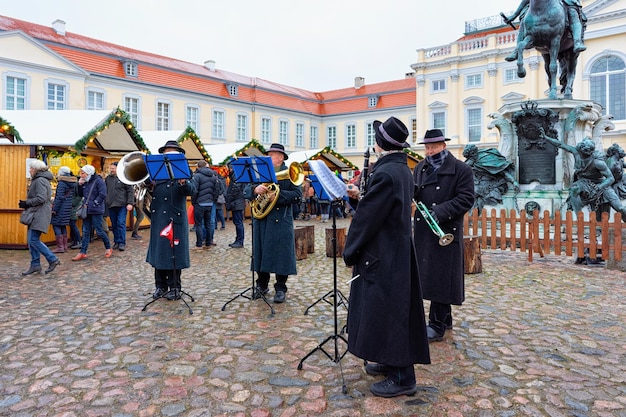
[1, 0, 519, 91]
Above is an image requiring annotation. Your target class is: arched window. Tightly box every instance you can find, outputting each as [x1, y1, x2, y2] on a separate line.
[590, 55, 625, 120]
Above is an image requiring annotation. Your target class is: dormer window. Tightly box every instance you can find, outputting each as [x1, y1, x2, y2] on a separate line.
[123, 60, 138, 77]
[368, 95, 379, 108]
[226, 83, 239, 97]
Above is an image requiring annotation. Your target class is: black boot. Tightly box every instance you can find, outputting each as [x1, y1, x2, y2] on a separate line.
[21, 265, 42, 275]
[45, 259, 61, 274]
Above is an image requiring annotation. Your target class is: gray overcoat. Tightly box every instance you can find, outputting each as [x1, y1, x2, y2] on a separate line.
[343, 152, 430, 367]
[146, 179, 196, 270]
[413, 153, 475, 305]
[244, 163, 302, 275]
[25, 170, 54, 233]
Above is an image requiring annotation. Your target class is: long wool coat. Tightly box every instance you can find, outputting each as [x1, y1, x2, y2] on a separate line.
[244, 162, 302, 275]
[413, 153, 475, 305]
[25, 170, 54, 233]
[343, 152, 430, 367]
[146, 179, 196, 270]
[51, 176, 76, 226]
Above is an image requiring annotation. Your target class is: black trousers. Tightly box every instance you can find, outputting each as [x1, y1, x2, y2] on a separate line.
[429, 301, 452, 333]
[154, 268, 181, 290]
[385, 365, 416, 385]
[256, 272, 288, 292]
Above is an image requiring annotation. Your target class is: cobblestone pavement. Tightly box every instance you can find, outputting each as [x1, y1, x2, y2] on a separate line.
[1, 218, 625, 417]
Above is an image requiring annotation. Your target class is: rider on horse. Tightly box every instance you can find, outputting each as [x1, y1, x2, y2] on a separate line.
[504, 0, 587, 62]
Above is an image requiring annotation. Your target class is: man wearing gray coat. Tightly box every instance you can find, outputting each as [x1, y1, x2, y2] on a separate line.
[413, 129, 475, 342]
[344, 117, 430, 398]
[243, 143, 302, 304]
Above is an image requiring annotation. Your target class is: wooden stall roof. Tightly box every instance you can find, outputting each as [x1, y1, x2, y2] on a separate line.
[139, 127, 210, 163]
[0, 108, 147, 157]
[288, 146, 358, 172]
[203, 139, 267, 166]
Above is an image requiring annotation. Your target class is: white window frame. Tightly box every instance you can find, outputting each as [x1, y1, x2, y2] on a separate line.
[86, 89, 105, 110]
[465, 73, 483, 89]
[4, 73, 29, 110]
[123, 95, 141, 128]
[45, 79, 68, 110]
[261, 117, 272, 144]
[410, 118, 417, 143]
[431, 79, 446, 93]
[366, 122, 376, 147]
[345, 123, 356, 148]
[589, 55, 626, 120]
[466, 107, 483, 142]
[185, 105, 199, 131]
[236, 113, 248, 142]
[310, 125, 318, 148]
[123, 61, 138, 77]
[212, 109, 225, 139]
[503, 68, 523, 85]
[327, 125, 337, 149]
[279, 120, 289, 145]
[156, 101, 171, 131]
[295, 122, 305, 147]
[431, 111, 447, 135]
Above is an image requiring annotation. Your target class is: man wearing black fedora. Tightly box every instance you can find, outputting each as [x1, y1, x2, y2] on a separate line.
[413, 129, 474, 342]
[243, 143, 302, 304]
[344, 117, 430, 398]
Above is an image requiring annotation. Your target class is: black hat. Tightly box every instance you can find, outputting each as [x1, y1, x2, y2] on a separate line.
[158, 140, 185, 154]
[374, 117, 410, 150]
[266, 143, 289, 160]
[420, 129, 451, 144]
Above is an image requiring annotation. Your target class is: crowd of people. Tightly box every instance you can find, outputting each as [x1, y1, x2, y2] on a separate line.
[17, 129, 479, 399]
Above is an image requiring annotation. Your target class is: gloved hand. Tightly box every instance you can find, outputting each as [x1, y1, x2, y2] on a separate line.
[18, 200, 28, 209]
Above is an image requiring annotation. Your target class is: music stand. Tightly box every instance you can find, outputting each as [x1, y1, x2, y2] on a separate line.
[221, 156, 275, 315]
[141, 154, 195, 315]
[297, 160, 348, 394]
[302, 174, 349, 316]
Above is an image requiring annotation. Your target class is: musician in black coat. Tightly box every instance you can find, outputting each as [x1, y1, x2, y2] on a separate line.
[413, 129, 475, 342]
[344, 117, 430, 398]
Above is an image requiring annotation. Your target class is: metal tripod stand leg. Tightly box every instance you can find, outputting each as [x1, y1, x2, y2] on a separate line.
[303, 288, 349, 315]
[221, 283, 275, 315]
[142, 288, 195, 315]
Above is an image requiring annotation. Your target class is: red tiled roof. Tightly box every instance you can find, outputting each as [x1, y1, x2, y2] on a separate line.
[0, 15, 415, 117]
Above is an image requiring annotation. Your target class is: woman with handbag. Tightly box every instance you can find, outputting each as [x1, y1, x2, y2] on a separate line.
[19, 160, 61, 275]
[50, 166, 76, 253]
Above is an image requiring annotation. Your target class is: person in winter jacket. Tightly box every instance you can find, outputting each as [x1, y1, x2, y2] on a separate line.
[225, 166, 245, 248]
[72, 164, 112, 261]
[19, 160, 61, 275]
[191, 160, 220, 248]
[50, 166, 77, 253]
[105, 162, 134, 251]
[413, 129, 475, 342]
[343, 117, 430, 398]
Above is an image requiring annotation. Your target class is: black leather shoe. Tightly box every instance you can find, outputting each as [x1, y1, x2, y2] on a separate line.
[229, 242, 244, 248]
[273, 290, 286, 303]
[166, 288, 181, 300]
[21, 265, 42, 276]
[118, 244, 126, 251]
[45, 259, 61, 274]
[252, 287, 269, 300]
[427, 325, 444, 342]
[152, 288, 168, 299]
[365, 363, 390, 376]
[113, 243, 119, 250]
[370, 378, 417, 398]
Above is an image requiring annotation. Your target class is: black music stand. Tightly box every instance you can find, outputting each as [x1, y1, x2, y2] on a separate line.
[221, 156, 276, 315]
[297, 161, 348, 394]
[141, 154, 195, 315]
[303, 175, 349, 316]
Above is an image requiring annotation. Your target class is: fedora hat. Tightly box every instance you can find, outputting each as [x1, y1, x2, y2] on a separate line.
[420, 129, 451, 144]
[266, 143, 288, 160]
[158, 140, 185, 154]
[374, 117, 410, 150]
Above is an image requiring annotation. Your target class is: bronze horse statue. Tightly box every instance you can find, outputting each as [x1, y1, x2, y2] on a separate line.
[505, 0, 585, 100]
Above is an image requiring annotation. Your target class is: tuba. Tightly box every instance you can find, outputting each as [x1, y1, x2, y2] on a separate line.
[118, 151, 153, 219]
[250, 162, 304, 219]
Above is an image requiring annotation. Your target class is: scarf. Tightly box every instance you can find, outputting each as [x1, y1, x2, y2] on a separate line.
[426, 149, 449, 171]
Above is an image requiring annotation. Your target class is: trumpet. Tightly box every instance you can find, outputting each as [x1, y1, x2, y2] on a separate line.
[414, 200, 454, 246]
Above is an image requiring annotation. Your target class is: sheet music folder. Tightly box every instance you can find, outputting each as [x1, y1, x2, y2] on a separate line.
[145, 154, 191, 181]
[308, 159, 347, 200]
[231, 156, 276, 184]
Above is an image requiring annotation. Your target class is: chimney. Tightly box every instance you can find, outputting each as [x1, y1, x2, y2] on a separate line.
[354, 76, 365, 89]
[405, 72, 416, 79]
[204, 60, 216, 72]
[52, 19, 66, 36]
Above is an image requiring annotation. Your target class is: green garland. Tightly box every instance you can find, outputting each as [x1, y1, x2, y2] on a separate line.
[181, 126, 211, 164]
[0, 116, 23, 143]
[74, 107, 148, 153]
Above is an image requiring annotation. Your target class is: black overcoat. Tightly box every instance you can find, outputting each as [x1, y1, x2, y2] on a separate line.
[146, 179, 196, 270]
[413, 153, 475, 305]
[51, 176, 76, 226]
[243, 163, 302, 275]
[343, 152, 430, 367]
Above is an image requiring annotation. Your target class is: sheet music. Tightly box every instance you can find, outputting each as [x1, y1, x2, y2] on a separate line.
[308, 159, 347, 200]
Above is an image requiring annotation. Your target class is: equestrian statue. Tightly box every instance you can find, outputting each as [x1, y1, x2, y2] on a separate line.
[503, 0, 587, 100]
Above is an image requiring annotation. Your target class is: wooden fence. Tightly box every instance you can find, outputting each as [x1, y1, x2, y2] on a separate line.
[463, 208, 625, 262]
